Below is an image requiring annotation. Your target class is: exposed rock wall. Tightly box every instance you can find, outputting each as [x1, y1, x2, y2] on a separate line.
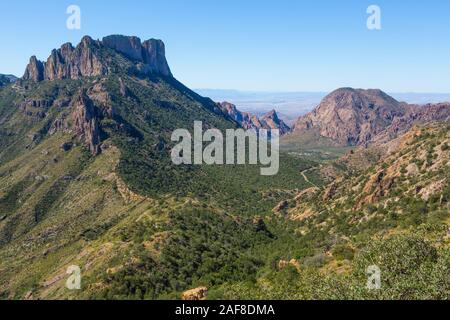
[72, 92, 102, 155]
[293, 88, 450, 146]
[23, 35, 172, 81]
[219, 102, 290, 134]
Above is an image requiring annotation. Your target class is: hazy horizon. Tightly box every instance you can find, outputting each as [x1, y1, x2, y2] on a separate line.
[195, 89, 450, 122]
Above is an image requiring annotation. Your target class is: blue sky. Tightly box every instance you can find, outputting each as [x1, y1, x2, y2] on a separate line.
[1, 0, 449, 92]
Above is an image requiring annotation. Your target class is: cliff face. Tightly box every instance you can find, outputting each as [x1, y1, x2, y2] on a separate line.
[18, 35, 176, 154]
[219, 102, 260, 130]
[23, 56, 45, 82]
[72, 92, 102, 155]
[219, 102, 290, 135]
[43, 38, 106, 81]
[22, 35, 172, 82]
[261, 109, 291, 135]
[293, 88, 450, 146]
[102, 35, 172, 76]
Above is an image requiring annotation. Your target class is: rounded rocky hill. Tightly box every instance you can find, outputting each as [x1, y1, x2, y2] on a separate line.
[293, 88, 450, 146]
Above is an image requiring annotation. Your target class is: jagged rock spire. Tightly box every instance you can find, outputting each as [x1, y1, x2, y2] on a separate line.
[22, 35, 172, 81]
[23, 56, 45, 81]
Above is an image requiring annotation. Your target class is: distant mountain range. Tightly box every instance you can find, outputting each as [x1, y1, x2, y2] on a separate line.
[195, 89, 326, 123]
[0, 74, 18, 87]
[197, 89, 450, 124]
[209, 88, 450, 145]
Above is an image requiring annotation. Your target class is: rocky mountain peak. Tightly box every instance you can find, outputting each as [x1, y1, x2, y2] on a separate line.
[261, 109, 290, 135]
[293, 87, 450, 146]
[218, 102, 290, 135]
[80, 35, 96, 46]
[263, 109, 278, 119]
[23, 56, 45, 82]
[314, 88, 403, 115]
[141, 39, 172, 76]
[71, 90, 102, 155]
[218, 101, 255, 129]
[102, 35, 144, 61]
[294, 88, 406, 145]
[22, 34, 172, 82]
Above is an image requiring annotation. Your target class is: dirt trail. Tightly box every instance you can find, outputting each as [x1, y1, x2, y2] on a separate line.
[300, 167, 319, 188]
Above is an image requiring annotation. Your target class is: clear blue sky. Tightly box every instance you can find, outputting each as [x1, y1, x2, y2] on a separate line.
[1, 0, 449, 92]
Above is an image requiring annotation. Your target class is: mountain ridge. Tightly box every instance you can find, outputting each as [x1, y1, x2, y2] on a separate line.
[0, 74, 18, 87]
[292, 88, 450, 146]
[218, 101, 290, 135]
[23, 35, 172, 82]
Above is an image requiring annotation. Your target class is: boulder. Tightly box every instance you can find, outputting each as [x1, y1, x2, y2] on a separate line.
[181, 287, 208, 300]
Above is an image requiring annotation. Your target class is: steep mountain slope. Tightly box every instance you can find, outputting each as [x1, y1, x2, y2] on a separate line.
[218, 101, 290, 135]
[292, 88, 450, 146]
[3, 35, 241, 194]
[260, 110, 291, 135]
[215, 121, 449, 300]
[282, 121, 450, 223]
[0, 35, 315, 299]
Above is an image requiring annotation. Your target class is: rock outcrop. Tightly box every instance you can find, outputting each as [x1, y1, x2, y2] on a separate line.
[372, 103, 450, 143]
[181, 287, 208, 300]
[293, 88, 407, 145]
[44, 38, 106, 81]
[278, 259, 301, 271]
[72, 91, 102, 155]
[23, 56, 45, 82]
[141, 39, 172, 76]
[261, 109, 291, 135]
[102, 35, 144, 61]
[273, 200, 289, 213]
[418, 179, 446, 202]
[293, 88, 450, 146]
[219, 102, 290, 135]
[18, 98, 52, 120]
[102, 35, 172, 76]
[23, 35, 172, 81]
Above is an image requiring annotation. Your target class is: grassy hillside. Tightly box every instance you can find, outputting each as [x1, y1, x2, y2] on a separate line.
[0, 73, 319, 299]
[0, 133, 317, 299]
[210, 121, 449, 300]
